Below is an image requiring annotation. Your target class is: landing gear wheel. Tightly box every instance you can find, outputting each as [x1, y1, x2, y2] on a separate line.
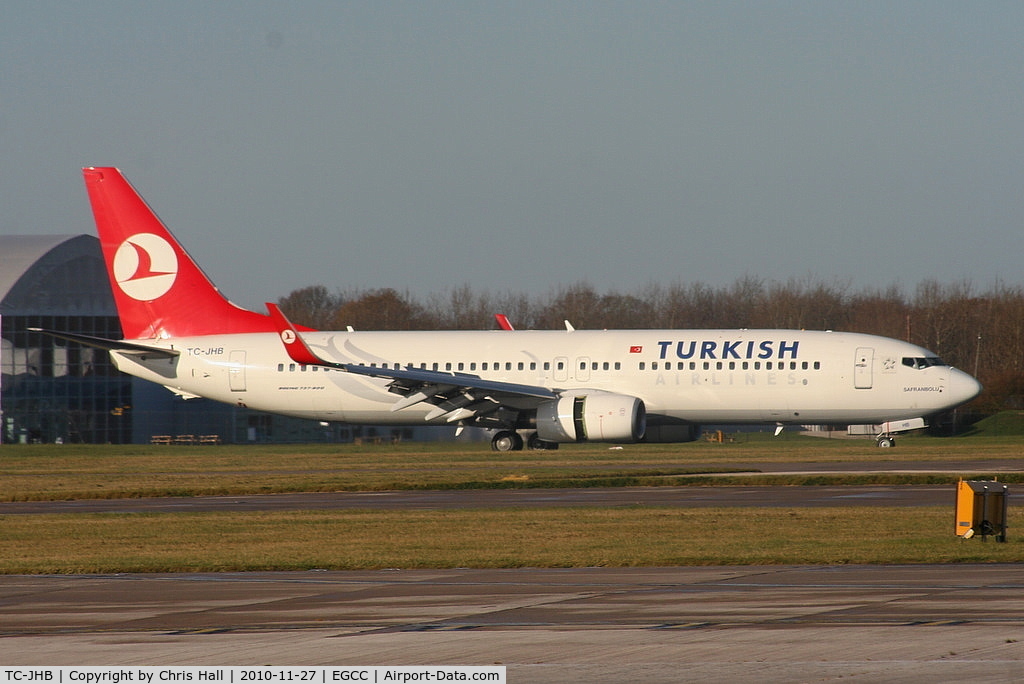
[491, 430, 524, 452]
[876, 436, 896, 448]
[527, 432, 559, 451]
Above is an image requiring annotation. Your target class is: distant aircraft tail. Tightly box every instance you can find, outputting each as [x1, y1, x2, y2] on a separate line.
[82, 167, 277, 339]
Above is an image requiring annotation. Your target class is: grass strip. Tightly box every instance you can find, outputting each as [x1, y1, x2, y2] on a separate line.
[3, 437, 1023, 501]
[1, 506, 1021, 574]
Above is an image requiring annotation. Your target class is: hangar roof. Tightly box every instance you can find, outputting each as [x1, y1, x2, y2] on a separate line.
[0, 234, 116, 315]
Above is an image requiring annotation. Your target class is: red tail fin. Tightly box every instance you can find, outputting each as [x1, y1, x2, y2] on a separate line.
[83, 167, 276, 338]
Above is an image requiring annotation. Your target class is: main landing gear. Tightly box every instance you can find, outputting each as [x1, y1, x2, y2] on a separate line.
[490, 430, 559, 452]
[490, 430, 522, 452]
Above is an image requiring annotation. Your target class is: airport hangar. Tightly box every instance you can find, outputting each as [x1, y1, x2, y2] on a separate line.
[0, 234, 435, 445]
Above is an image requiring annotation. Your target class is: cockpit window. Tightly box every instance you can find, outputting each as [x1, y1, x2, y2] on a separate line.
[902, 356, 947, 370]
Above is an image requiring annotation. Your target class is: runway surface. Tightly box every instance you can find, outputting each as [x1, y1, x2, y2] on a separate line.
[3, 457, 1021, 515]
[0, 484, 993, 514]
[4, 459, 1023, 682]
[3, 566, 1024, 682]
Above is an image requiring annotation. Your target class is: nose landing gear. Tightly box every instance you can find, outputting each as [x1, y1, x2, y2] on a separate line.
[876, 434, 896, 448]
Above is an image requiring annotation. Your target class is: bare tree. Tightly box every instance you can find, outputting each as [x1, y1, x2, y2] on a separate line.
[848, 285, 910, 341]
[536, 282, 602, 329]
[276, 285, 342, 329]
[331, 288, 426, 330]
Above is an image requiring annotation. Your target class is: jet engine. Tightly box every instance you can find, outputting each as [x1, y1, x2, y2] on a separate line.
[535, 393, 646, 443]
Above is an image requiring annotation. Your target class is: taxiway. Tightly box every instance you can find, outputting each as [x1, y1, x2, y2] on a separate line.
[2, 566, 1024, 682]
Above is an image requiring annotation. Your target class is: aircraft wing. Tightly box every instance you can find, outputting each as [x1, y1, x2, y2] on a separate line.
[28, 329, 180, 359]
[266, 304, 557, 423]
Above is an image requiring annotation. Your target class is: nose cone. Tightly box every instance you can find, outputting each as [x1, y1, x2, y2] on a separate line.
[948, 368, 983, 408]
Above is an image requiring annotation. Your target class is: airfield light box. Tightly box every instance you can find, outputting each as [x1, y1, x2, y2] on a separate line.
[955, 479, 1008, 542]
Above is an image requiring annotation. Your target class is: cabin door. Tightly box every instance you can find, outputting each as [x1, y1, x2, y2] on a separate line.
[854, 347, 873, 389]
[229, 350, 247, 392]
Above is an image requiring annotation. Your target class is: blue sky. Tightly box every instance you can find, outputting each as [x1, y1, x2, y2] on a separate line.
[2, 2, 1023, 311]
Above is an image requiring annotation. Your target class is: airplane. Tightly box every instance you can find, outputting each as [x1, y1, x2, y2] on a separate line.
[36, 167, 983, 451]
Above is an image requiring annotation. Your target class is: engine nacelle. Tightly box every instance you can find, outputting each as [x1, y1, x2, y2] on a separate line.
[535, 393, 646, 444]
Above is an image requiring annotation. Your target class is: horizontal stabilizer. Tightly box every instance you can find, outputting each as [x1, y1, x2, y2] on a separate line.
[29, 329, 180, 359]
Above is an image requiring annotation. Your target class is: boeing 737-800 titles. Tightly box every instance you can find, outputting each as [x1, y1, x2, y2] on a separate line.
[37, 168, 982, 450]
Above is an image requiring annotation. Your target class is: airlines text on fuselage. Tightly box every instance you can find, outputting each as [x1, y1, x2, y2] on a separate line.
[657, 340, 800, 360]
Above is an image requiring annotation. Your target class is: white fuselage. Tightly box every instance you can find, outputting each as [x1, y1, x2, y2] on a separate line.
[111, 328, 982, 427]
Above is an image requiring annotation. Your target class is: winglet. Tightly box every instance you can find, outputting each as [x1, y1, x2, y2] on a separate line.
[494, 314, 515, 331]
[266, 302, 326, 367]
